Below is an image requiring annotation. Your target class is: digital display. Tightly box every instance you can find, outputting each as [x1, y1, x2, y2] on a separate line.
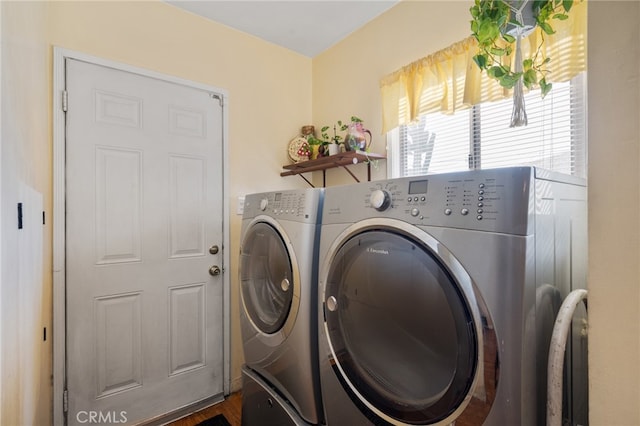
[408, 180, 428, 194]
[274, 193, 282, 201]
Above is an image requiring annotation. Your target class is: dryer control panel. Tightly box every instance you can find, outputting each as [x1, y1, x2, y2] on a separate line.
[323, 167, 540, 235]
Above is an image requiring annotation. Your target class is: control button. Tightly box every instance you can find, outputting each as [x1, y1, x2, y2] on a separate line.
[478, 196, 484, 201]
[411, 208, 420, 217]
[478, 190, 485, 195]
[421, 196, 426, 201]
[461, 208, 469, 216]
[407, 197, 412, 202]
[477, 209, 483, 214]
[444, 208, 452, 216]
[479, 183, 485, 189]
[413, 197, 419, 202]
[259, 198, 268, 211]
[477, 202, 484, 207]
[477, 215, 483, 220]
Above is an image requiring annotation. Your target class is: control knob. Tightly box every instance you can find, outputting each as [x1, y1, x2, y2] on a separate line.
[370, 189, 391, 211]
[259, 198, 268, 211]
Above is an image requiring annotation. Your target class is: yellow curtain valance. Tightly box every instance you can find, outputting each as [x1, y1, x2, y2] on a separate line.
[380, 0, 587, 133]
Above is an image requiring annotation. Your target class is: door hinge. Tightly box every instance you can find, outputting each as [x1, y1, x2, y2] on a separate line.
[62, 90, 68, 112]
[63, 389, 68, 413]
[210, 93, 223, 107]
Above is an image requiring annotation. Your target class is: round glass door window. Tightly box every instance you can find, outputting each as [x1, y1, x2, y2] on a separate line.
[324, 230, 478, 424]
[240, 222, 294, 334]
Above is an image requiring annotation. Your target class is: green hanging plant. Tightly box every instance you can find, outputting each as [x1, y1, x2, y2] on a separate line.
[470, 0, 575, 98]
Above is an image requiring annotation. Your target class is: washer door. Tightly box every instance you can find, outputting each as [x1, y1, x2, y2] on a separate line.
[322, 222, 497, 425]
[240, 220, 298, 336]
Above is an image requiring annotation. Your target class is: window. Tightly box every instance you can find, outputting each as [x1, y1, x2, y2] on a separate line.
[387, 73, 587, 179]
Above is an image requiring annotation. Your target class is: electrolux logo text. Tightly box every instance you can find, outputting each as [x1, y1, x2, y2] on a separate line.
[367, 247, 389, 255]
[76, 411, 128, 424]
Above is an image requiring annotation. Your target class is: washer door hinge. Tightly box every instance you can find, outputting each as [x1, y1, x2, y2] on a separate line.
[63, 389, 68, 413]
[62, 90, 68, 112]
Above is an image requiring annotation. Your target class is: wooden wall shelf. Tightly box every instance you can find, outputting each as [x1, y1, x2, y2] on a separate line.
[281, 151, 386, 187]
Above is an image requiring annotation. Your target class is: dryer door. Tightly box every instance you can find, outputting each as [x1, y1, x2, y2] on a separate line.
[240, 221, 297, 335]
[321, 222, 497, 425]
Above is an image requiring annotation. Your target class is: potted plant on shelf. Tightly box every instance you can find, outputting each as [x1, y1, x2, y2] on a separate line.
[308, 121, 348, 156]
[470, 0, 576, 126]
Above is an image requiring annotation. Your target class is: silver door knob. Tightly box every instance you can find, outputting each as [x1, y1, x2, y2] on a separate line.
[209, 265, 221, 276]
[209, 245, 219, 255]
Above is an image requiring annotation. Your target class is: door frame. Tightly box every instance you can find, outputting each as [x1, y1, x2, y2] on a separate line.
[52, 47, 231, 426]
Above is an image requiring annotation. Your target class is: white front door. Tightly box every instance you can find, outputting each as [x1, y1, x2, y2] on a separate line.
[65, 58, 225, 425]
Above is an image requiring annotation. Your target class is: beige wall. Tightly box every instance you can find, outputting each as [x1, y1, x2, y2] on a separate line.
[587, 2, 640, 424]
[1, 2, 52, 425]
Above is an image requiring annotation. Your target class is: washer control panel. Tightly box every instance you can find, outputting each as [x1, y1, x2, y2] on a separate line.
[244, 189, 323, 223]
[326, 168, 536, 235]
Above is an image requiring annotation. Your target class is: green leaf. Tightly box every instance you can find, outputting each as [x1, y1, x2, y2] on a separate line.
[502, 33, 516, 43]
[473, 54, 488, 69]
[496, 13, 508, 28]
[523, 69, 537, 87]
[553, 13, 569, 20]
[499, 73, 522, 89]
[523, 58, 533, 71]
[507, 17, 521, 28]
[563, 0, 573, 12]
[539, 21, 555, 35]
[478, 20, 500, 42]
[540, 78, 552, 98]
[487, 66, 506, 78]
[490, 47, 507, 56]
[536, 5, 551, 23]
[532, 0, 545, 14]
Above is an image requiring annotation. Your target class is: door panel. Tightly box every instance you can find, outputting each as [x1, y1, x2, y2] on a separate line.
[95, 147, 142, 264]
[65, 59, 224, 425]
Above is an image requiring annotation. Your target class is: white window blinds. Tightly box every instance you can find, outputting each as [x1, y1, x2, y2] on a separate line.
[389, 73, 587, 179]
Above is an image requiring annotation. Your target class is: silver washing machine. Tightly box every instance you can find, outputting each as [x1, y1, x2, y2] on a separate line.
[317, 167, 587, 426]
[241, 365, 307, 425]
[240, 188, 324, 425]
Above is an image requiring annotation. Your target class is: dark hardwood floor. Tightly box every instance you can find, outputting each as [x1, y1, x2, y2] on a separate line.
[167, 392, 242, 426]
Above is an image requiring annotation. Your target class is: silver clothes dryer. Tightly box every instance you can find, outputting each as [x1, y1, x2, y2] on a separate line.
[317, 167, 587, 426]
[239, 189, 324, 425]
